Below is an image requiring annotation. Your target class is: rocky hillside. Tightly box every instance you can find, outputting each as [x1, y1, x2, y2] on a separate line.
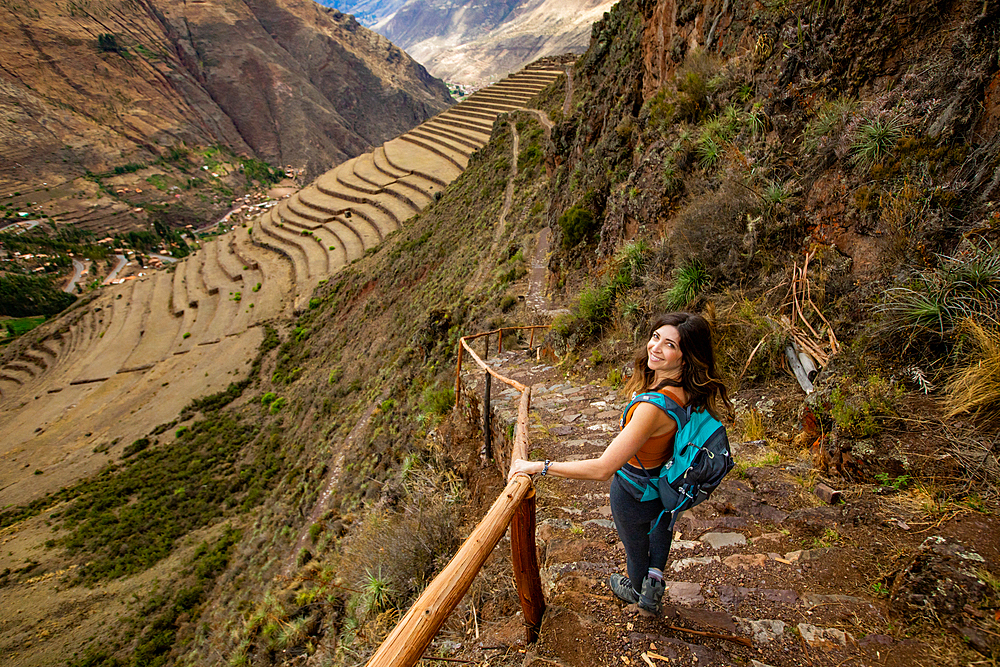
[1, 0, 999, 666]
[0, 0, 453, 234]
[326, 0, 614, 84]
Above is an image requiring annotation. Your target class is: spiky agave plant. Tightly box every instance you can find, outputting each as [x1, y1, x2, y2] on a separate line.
[664, 262, 711, 310]
[850, 113, 906, 171]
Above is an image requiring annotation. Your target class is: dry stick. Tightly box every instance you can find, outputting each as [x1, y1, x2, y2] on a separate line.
[799, 631, 815, 667]
[417, 658, 474, 664]
[665, 624, 754, 648]
[794, 263, 823, 340]
[737, 334, 771, 381]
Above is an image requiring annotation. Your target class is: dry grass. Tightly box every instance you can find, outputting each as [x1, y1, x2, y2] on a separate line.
[943, 319, 1000, 420]
[740, 408, 766, 441]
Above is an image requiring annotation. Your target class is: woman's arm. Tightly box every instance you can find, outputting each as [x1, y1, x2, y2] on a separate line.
[508, 402, 675, 482]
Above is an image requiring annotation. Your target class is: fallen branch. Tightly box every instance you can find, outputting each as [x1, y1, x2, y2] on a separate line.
[665, 624, 753, 648]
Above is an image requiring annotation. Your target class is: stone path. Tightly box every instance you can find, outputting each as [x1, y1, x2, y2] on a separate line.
[457, 349, 931, 667]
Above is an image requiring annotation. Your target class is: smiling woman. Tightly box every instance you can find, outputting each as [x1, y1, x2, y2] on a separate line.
[509, 311, 732, 616]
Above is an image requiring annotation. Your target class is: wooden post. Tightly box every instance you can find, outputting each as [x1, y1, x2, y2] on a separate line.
[498, 328, 504, 354]
[508, 388, 544, 642]
[511, 487, 545, 643]
[454, 340, 464, 410]
[483, 335, 491, 457]
[529, 327, 535, 349]
[365, 475, 535, 667]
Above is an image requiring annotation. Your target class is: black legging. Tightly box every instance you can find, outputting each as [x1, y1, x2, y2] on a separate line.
[610, 471, 674, 590]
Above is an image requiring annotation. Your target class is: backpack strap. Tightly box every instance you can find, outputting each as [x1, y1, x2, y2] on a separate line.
[615, 391, 688, 503]
[620, 390, 688, 432]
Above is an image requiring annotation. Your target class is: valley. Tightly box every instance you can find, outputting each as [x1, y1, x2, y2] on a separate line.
[1, 0, 999, 666]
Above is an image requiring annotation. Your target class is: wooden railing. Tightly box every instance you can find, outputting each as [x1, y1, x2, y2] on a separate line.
[365, 325, 550, 667]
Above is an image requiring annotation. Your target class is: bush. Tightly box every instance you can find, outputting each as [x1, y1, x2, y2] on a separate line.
[558, 205, 597, 249]
[829, 375, 902, 438]
[421, 385, 454, 416]
[122, 438, 150, 458]
[97, 33, 123, 53]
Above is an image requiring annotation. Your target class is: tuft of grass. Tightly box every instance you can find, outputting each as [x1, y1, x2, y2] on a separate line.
[741, 409, 766, 441]
[696, 133, 723, 169]
[878, 240, 1000, 341]
[943, 320, 1000, 420]
[664, 262, 711, 310]
[734, 450, 780, 478]
[850, 113, 906, 172]
[801, 95, 857, 154]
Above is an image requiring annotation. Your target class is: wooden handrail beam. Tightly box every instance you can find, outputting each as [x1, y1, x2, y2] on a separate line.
[460, 338, 527, 392]
[365, 475, 535, 667]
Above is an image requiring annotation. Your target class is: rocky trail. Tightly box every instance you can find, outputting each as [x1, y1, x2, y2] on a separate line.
[454, 348, 999, 667]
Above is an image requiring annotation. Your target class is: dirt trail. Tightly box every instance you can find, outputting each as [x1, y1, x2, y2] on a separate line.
[454, 350, 994, 667]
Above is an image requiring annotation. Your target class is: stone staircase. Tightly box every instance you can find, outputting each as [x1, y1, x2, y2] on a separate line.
[456, 348, 933, 667]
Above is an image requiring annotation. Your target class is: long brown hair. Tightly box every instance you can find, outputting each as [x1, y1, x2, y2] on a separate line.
[623, 312, 732, 421]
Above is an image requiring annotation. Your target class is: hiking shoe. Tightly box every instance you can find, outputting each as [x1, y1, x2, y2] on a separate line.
[638, 576, 665, 616]
[609, 574, 640, 605]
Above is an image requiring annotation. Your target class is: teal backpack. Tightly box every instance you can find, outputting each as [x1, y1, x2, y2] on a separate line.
[616, 391, 734, 532]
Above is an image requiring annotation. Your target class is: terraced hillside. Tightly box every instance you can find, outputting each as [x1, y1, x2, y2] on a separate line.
[0, 60, 565, 508]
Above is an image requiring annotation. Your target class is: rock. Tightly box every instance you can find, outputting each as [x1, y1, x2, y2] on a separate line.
[736, 618, 786, 644]
[700, 532, 748, 549]
[672, 539, 700, 550]
[890, 536, 990, 625]
[583, 518, 615, 529]
[547, 425, 575, 436]
[666, 581, 704, 605]
[783, 547, 832, 563]
[797, 623, 853, 648]
[723, 553, 770, 569]
[676, 607, 737, 633]
[670, 556, 720, 572]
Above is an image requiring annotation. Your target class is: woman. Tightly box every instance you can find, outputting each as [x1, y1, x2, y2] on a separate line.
[509, 311, 731, 616]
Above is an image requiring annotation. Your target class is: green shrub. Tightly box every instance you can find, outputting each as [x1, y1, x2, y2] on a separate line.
[122, 438, 150, 458]
[97, 33, 123, 53]
[558, 205, 597, 249]
[268, 397, 287, 414]
[877, 240, 1000, 344]
[261, 392, 277, 406]
[829, 376, 902, 438]
[421, 385, 454, 416]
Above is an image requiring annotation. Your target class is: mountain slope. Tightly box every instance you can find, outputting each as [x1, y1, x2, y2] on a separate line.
[324, 0, 614, 84]
[0, 0, 453, 192]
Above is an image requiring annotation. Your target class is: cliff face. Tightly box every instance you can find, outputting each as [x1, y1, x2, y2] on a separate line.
[0, 0, 454, 189]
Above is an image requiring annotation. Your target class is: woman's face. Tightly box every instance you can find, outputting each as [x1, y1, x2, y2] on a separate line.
[646, 324, 684, 379]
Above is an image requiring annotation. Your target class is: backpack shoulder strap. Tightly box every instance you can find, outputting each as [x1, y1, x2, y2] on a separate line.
[621, 391, 687, 432]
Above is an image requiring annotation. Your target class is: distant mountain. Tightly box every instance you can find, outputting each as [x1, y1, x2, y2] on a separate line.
[0, 0, 454, 188]
[322, 0, 614, 84]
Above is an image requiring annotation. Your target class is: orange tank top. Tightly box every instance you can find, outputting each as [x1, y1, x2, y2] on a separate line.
[625, 388, 685, 469]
